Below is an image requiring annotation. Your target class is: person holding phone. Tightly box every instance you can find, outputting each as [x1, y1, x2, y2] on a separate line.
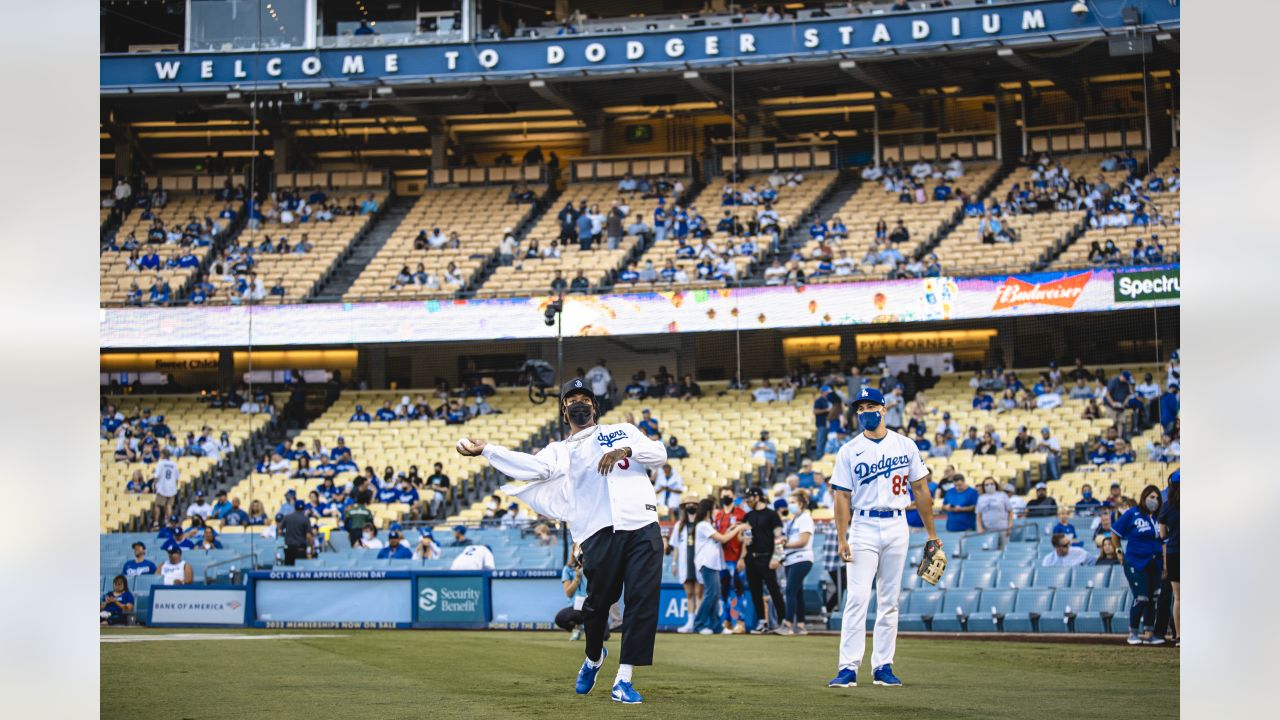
[99, 575, 135, 626]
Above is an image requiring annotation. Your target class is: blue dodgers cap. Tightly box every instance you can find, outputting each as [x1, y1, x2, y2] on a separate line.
[819, 384, 833, 393]
[294, 500, 306, 511]
[388, 530, 403, 539]
[275, 512, 285, 521]
[852, 386, 885, 407]
[1169, 469, 1180, 485]
[132, 542, 145, 551]
[773, 498, 788, 511]
[452, 525, 467, 535]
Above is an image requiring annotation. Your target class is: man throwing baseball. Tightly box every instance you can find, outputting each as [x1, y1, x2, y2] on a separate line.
[827, 386, 940, 688]
[457, 378, 666, 704]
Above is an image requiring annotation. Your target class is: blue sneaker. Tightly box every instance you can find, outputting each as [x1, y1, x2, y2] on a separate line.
[827, 668, 858, 688]
[873, 664, 903, 687]
[575, 647, 607, 695]
[611, 680, 643, 704]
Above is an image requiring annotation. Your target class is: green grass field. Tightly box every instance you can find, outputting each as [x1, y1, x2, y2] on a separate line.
[101, 629, 1178, 719]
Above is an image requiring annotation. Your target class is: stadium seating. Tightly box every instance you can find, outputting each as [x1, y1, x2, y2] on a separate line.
[100, 194, 231, 304]
[794, 163, 999, 282]
[625, 171, 838, 289]
[100, 395, 272, 532]
[474, 180, 681, 297]
[344, 186, 542, 301]
[1053, 148, 1181, 269]
[938, 154, 1139, 275]
[218, 192, 386, 303]
[219, 387, 557, 536]
[811, 364, 1162, 498]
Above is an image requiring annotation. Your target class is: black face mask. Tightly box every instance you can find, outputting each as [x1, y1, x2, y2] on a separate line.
[684, 505, 698, 516]
[565, 402, 594, 426]
[719, 496, 733, 507]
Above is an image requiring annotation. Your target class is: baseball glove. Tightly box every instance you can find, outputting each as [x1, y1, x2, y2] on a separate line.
[917, 539, 946, 585]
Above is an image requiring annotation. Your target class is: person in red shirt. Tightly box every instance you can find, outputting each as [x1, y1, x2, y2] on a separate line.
[713, 485, 749, 634]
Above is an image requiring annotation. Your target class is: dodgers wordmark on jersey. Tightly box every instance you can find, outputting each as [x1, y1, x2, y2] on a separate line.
[481, 422, 666, 545]
[829, 430, 930, 509]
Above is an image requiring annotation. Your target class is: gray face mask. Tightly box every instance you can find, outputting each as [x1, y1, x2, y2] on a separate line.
[1145, 498, 1158, 512]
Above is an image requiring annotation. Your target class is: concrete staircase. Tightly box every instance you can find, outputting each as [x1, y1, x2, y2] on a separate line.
[311, 195, 416, 303]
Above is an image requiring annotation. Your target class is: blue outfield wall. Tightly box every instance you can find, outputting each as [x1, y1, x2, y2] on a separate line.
[101, 0, 1179, 92]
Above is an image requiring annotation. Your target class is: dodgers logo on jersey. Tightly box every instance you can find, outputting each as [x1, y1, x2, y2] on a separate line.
[597, 429, 627, 448]
[854, 454, 912, 485]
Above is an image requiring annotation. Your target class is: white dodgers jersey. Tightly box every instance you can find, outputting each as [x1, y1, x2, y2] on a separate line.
[829, 430, 930, 510]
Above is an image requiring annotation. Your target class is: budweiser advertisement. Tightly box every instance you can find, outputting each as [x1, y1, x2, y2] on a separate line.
[991, 272, 1092, 311]
[101, 265, 1180, 349]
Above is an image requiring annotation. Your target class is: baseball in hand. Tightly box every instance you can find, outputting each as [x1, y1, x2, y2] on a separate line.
[456, 438, 485, 456]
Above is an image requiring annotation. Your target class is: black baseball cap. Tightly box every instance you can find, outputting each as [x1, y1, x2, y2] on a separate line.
[560, 378, 593, 403]
[745, 486, 767, 500]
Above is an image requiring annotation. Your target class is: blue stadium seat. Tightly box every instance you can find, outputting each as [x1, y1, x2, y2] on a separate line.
[1031, 566, 1072, 588]
[1046, 588, 1092, 633]
[996, 566, 1034, 589]
[938, 564, 961, 589]
[1076, 588, 1130, 634]
[998, 547, 1036, 566]
[1004, 588, 1054, 632]
[931, 589, 980, 632]
[966, 589, 1017, 632]
[899, 589, 943, 632]
[964, 549, 1003, 564]
[955, 566, 996, 589]
[900, 569, 921, 591]
[1070, 565, 1113, 589]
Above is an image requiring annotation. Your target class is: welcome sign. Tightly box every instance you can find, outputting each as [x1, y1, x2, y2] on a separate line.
[100, 0, 1178, 92]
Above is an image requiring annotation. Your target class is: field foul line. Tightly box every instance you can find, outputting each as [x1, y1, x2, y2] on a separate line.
[101, 633, 346, 643]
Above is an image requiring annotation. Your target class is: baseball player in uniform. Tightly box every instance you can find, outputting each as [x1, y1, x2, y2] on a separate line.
[827, 386, 940, 688]
[457, 378, 666, 704]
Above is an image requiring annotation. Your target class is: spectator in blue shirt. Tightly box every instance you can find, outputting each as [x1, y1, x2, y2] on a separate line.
[958, 427, 980, 452]
[971, 387, 994, 410]
[1159, 383, 1179, 435]
[1113, 485, 1166, 645]
[942, 474, 978, 532]
[377, 531, 413, 559]
[122, 542, 157, 578]
[637, 409, 660, 438]
[100, 575, 135, 626]
[812, 385, 833, 459]
[209, 491, 232, 520]
[912, 428, 932, 454]
[1075, 483, 1103, 516]
[139, 251, 161, 271]
[906, 478, 939, 528]
[359, 194, 379, 214]
[375, 401, 397, 422]
[147, 276, 171, 305]
[398, 478, 421, 516]
[221, 497, 251, 526]
[1047, 507, 1081, 546]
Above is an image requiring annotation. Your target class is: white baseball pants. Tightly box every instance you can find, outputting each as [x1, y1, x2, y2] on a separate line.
[838, 515, 909, 672]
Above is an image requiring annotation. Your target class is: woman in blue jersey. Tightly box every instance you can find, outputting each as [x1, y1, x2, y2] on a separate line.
[1112, 484, 1165, 645]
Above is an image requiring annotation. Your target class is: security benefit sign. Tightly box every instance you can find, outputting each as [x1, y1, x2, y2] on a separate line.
[414, 574, 489, 627]
[150, 586, 247, 626]
[1113, 268, 1180, 303]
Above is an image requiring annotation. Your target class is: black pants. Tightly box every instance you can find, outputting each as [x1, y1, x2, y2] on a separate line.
[1154, 553, 1178, 638]
[284, 544, 307, 566]
[580, 523, 662, 666]
[744, 552, 786, 628]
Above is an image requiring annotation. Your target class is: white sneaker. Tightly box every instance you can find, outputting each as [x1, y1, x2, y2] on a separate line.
[698, 628, 714, 635]
[676, 622, 694, 634]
